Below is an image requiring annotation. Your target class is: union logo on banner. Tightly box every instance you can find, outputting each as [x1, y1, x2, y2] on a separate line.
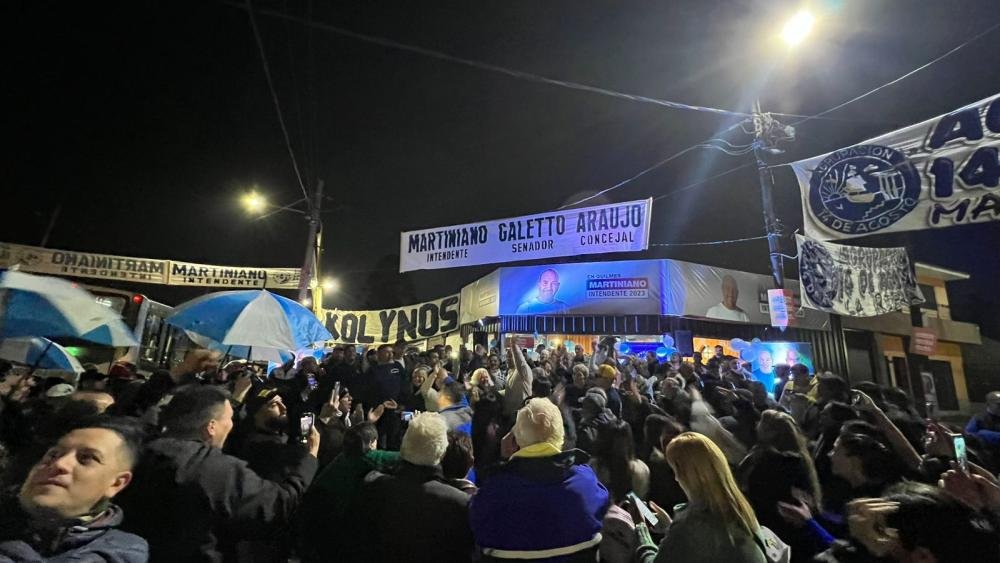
[791, 93, 1000, 241]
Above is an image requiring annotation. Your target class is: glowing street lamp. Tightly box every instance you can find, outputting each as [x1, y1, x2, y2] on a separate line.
[241, 191, 267, 214]
[780, 10, 815, 47]
[321, 277, 339, 293]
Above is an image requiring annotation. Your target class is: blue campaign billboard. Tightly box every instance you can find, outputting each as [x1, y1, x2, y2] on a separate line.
[498, 261, 669, 316]
[495, 258, 829, 329]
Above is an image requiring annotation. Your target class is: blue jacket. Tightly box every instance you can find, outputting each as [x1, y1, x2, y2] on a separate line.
[966, 412, 1000, 446]
[470, 449, 609, 561]
[0, 501, 148, 563]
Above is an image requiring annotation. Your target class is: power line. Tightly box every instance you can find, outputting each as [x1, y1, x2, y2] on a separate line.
[649, 234, 768, 247]
[556, 120, 749, 210]
[575, 20, 1000, 206]
[789, 20, 1000, 127]
[224, 0, 750, 119]
[245, 0, 311, 204]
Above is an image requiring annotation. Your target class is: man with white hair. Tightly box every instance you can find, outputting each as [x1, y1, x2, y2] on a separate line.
[470, 398, 609, 561]
[353, 412, 473, 561]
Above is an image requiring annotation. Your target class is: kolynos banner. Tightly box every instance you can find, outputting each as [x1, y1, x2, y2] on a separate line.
[790, 93, 999, 240]
[399, 199, 652, 272]
[322, 294, 461, 345]
[796, 235, 924, 317]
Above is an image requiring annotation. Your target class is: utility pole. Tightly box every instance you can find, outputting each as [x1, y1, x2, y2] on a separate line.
[752, 99, 785, 290]
[297, 179, 324, 316]
[751, 100, 852, 377]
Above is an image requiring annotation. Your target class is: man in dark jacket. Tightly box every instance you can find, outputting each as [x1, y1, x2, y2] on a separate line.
[576, 388, 617, 455]
[366, 344, 407, 449]
[0, 416, 147, 562]
[116, 385, 319, 562]
[353, 412, 473, 562]
[230, 387, 307, 480]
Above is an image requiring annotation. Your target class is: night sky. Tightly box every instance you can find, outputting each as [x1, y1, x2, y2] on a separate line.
[4, 1, 999, 335]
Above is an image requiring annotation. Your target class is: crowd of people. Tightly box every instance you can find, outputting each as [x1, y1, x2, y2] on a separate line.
[0, 337, 998, 562]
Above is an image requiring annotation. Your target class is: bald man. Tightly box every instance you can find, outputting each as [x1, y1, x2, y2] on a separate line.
[705, 275, 750, 322]
[515, 269, 569, 315]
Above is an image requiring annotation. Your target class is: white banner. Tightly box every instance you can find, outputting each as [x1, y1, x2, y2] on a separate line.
[399, 198, 652, 272]
[0, 242, 301, 289]
[322, 294, 460, 345]
[797, 235, 924, 317]
[168, 261, 300, 289]
[791, 93, 999, 240]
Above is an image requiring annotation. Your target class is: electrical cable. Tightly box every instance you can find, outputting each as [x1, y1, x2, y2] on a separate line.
[649, 234, 769, 247]
[788, 20, 1000, 127]
[224, 0, 750, 118]
[556, 121, 750, 209]
[245, 0, 311, 205]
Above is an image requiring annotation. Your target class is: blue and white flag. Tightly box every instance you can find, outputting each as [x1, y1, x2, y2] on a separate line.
[796, 235, 924, 318]
[790, 93, 999, 240]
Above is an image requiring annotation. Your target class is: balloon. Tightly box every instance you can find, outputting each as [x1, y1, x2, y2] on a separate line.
[751, 337, 762, 344]
[664, 347, 678, 357]
[730, 338, 749, 351]
[740, 348, 755, 361]
[661, 334, 675, 347]
[615, 341, 631, 355]
[655, 346, 669, 359]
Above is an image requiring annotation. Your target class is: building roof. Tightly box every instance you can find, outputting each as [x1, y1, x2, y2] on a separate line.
[915, 262, 970, 282]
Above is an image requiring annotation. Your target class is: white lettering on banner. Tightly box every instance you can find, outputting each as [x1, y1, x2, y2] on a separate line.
[791, 93, 1000, 240]
[323, 295, 461, 345]
[399, 199, 652, 272]
[0, 242, 301, 289]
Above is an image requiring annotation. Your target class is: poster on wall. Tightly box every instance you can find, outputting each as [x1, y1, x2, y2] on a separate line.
[796, 235, 924, 317]
[322, 294, 460, 345]
[399, 198, 652, 272]
[498, 260, 666, 316]
[666, 261, 830, 330]
[496, 258, 830, 330]
[790, 93, 1000, 241]
[743, 341, 815, 394]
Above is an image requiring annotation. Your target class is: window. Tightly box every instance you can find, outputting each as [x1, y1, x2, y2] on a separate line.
[918, 284, 938, 311]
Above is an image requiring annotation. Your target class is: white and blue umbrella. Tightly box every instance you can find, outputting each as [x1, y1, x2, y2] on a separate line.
[0, 337, 84, 373]
[167, 290, 331, 351]
[184, 330, 294, 364]
[0, 270, 139, 347]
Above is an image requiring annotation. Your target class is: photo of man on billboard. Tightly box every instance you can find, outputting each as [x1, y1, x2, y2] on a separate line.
[515, 268, 569, 314]
[705, 274, 750, 322]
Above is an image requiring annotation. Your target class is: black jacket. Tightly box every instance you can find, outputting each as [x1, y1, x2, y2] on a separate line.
[352, 462, 473, 562]
[117, 436, 317, 563]
[0, 500, 148, 563]
[232, 430, 308, 482]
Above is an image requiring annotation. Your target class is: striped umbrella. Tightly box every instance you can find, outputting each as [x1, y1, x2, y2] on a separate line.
[0, 270, 138, 347]
[167, 290, 331, 351]
[0, 337, 84, 373]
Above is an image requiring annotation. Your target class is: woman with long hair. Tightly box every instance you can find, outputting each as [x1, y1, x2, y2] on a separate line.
[633, 432, 775, 563]
[740, 410, 828, 562]
[590, 420, 649, 502]
[748, 410, 823, 509]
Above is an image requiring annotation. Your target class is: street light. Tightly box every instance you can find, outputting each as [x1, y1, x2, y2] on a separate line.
[321, 277, 339, 293]
[236, 182, 326, 318]
[241, 191, 267, 214]
[780, 9, 815, 47]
